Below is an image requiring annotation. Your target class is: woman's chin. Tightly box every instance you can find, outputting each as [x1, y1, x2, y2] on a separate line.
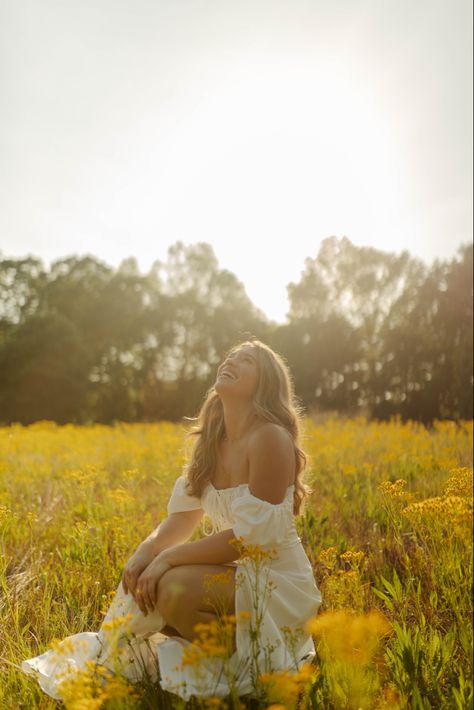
[214, 380, 227, 394]
[214, 379, 238, 396]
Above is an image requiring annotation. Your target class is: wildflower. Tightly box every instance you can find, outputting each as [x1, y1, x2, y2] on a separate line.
[443, 467, 473, 498]
[339, 550, 366, 567]
[181, 615, 237, 668]
[229, 536, 278, 563]
[100, 613, 133, 634]
[203, 568, 234, 592]
[318, 547, 338, 570]
[57, 657, 136, 709]
[305, 609, 392, 665]
[237, 610, 252, 621]
[258, 663, 318, 708]
[402, 495, 472, 525]
[49, 637, 79, 656]
[378, 479, 408, 498]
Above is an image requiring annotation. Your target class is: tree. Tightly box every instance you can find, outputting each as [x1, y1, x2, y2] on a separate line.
[286, 236, 424, 413]
[379, 243, 473, 421]
[143, 242, 270, 419]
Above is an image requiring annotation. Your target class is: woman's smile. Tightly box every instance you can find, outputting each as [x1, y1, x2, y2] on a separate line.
[215, 346, 258, 395]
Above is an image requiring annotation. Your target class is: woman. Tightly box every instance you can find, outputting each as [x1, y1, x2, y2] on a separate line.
[22, 339, 322, 701]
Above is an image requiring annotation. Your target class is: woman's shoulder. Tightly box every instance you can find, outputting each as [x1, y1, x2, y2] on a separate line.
[248, 421, 293, 450]
[247, 422, 295, 493]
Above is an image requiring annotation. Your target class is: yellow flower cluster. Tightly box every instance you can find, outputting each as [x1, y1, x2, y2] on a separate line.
[258, 662, 319, 709]
[402, 495, 472, 524]
[181, 614, 239, 667]
[378, 478, 412, 499]
[318, 547, 366, 573]
[442, 467, 473, 498]
[229, 536, 278, 563]
[202, 568, 234, 591]
[305, 609, 392, 666]
[49, 637, 82, 656]
[2, 417, 472, 708]
[339, 550, 366, 567]
[57, 659, 137, 710]
[100, 613, 133, 634]
[317, 546, 338, 570]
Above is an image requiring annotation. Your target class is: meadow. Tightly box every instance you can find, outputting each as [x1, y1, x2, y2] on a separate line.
[0, 417, 472, 709]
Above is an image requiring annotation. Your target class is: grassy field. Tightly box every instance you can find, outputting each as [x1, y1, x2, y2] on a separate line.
[0, 417, 472, 709]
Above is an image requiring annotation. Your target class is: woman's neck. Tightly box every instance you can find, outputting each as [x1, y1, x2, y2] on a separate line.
[221, 400, 258, 443]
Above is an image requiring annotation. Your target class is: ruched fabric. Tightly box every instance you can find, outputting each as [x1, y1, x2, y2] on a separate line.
[230, 486, 297, 548]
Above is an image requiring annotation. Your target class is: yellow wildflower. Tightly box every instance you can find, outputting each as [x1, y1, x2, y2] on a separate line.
[378, 479, 408, 497]
[305, 608, 392, 665]
[443, 467, 473, 498]
[318, 547, 338, 570]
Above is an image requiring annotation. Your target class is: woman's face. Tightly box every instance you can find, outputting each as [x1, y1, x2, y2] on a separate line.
[214, 345, 259, 400]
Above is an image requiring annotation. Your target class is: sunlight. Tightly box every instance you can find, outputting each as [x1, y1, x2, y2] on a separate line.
[140, 54, 405, 320]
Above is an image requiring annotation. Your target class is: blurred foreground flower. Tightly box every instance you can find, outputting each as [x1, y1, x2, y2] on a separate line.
[258, 663, 319, 709]
[305, 608, 392, 665]
[57, 659, 136, 710]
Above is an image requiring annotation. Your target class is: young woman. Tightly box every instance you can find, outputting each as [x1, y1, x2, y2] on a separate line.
[22, 339, 322, 701]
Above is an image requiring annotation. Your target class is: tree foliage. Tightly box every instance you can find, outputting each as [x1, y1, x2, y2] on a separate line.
[0, 238, 471, 424]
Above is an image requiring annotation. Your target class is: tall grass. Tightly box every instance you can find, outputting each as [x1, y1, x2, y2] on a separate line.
[0, 417, 472, 708]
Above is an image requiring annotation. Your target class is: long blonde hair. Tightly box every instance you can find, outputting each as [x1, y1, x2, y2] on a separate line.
[183, 339, 310, 515]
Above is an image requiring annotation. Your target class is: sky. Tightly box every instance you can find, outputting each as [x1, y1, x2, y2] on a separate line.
[1, 0, 472, 323]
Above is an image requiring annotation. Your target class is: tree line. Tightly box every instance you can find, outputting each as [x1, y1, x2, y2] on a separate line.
[0, 236, 472, 425]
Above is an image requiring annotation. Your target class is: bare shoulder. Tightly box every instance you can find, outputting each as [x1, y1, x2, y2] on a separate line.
[248, 422, 293, 452]
[247, 423, 295, 503]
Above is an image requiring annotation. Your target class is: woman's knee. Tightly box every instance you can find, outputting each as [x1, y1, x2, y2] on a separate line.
[156, 566, 197, 617]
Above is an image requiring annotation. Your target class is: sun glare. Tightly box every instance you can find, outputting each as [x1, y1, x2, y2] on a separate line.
[141, 54, 404, 320]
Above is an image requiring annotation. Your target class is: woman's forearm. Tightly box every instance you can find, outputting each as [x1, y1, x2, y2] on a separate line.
[162, 528, 239, 567]
[141, 510, 204, 556]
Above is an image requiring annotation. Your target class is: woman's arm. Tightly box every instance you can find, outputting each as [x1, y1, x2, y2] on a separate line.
[131, 527, 239, 614]
[161, 528, 239, 567]
[159, 424, 294, 567]
[122, 509, 204, 598]
[141, 509, 204, 556]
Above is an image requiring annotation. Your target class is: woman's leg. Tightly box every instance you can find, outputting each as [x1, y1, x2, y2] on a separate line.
[156, 564, 236, 647]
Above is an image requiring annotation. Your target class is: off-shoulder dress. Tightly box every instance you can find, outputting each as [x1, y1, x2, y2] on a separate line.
[21, 475, 322, 702]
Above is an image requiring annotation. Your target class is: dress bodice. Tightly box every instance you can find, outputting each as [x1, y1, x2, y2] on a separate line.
[167, 475, 301, 550]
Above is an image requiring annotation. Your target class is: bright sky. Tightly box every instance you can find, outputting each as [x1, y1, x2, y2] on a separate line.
[1, 0, 472, 323]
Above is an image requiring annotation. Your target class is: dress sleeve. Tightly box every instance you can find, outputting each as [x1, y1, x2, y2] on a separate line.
[229, 487, 294, 548]
[167, 475, 203, 515]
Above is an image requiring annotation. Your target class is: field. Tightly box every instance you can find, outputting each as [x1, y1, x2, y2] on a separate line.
[0, 418, 472, 709]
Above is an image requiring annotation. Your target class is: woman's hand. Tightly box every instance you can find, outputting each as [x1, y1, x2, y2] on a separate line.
[134, 553, 173, 616]
[121, 541, 157, 600]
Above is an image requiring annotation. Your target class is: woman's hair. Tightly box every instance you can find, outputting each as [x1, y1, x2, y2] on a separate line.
[182, 338, 311, 515]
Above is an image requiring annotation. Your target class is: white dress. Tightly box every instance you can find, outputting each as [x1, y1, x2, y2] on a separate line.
[21, 475, 322, 702]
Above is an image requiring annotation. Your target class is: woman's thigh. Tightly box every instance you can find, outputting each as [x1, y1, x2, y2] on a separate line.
[158, 563, 236, 616]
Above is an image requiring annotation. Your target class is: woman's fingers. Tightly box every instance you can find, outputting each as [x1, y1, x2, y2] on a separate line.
[133, 582, 146, 613]
[123, 568, 139, 596]
[133, 574, 146, 614]
[141, 580, 154, 615]
[122, 570, 134, 596]
[135, 576, 158, 616]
